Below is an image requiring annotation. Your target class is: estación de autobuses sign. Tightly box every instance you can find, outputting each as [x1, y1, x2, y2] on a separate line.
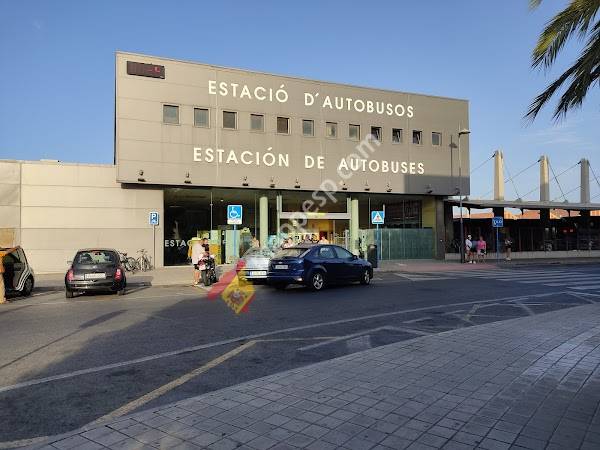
[115, 52, 470, 195]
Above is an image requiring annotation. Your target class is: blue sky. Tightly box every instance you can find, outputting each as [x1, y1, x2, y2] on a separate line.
[1, 0, 598, 201]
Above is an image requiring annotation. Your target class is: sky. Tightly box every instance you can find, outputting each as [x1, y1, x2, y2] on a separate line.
[1, 0, 599, 202]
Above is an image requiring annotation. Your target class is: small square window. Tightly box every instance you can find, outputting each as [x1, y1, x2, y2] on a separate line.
[412, 130, 422, 145]
[277, 116, 290, 134]
[163, 105, 179, 124]
[392, 128, 403, 143]
[432, 132, 442, 146]
[223, 111, 237, 129]
[349, 124, 360, 140]
[302, 119, 314, 136]
[326, 122, 337, 138]
[370, 126, 382, 141]
[250, 114, 264, 132]
[194, 108, 209, 127]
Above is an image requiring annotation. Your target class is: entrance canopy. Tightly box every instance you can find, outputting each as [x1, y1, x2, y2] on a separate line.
[445, 198, 600, 211]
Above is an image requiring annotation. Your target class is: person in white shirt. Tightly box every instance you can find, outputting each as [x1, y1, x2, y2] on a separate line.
[465, 235, 475, 264]
[190, 240, 204, 285]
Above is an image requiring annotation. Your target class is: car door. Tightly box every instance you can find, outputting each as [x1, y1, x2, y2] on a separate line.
[333, 246, 361, 280]
[316, 246, 343, 281]
[2, 251, 19, 291]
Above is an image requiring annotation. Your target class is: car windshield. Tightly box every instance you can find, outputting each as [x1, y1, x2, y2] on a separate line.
[273, 248, 309, 259]
[243, 248, 274, 258]
[75, 250, 116, 265]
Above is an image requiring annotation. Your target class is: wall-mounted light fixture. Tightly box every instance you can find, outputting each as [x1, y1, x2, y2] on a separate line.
[137, 169, 146, 183]
[184, 172, 191, 184]
[269, 177, 275, 188]
[364, 181, 370, 191]
[340, 181, 348, 191]
[425, 184, 433, 194]
[242, 176, 249, 187]
[294, 178, 301, 189]
[386, 182, 392, 193]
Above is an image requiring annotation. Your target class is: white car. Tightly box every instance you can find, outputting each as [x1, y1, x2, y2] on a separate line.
[2, 246, 35, 296]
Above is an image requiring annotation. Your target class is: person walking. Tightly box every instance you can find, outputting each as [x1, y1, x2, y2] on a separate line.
[505, 235, 513, 261]
[477, 235, 487, 263]
[0, 247, 18, 304]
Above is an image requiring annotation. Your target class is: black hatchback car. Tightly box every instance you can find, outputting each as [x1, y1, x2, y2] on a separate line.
[267, 244, 373, 291]
[65, 249, 126, 298]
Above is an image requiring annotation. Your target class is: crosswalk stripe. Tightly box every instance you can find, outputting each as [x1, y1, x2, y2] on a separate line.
[517, 277, 594, 284]
[570, 285, 600, 290]
[544, 280, 600, 287]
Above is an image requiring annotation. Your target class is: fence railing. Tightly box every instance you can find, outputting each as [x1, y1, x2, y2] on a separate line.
[363, 228, 433, 260]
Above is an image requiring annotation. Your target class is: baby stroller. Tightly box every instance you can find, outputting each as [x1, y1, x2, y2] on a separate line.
[200, 254, 218, 286]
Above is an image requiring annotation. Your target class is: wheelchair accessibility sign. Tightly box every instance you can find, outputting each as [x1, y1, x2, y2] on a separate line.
[227, 205, 243, 225]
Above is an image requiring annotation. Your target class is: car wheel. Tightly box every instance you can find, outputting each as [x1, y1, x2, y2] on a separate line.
[273, 283, 287, 290]
[22, 276, 34, 296]
[360, 269, 371, 285]
[308, 271, 325, 291]
[65, 289, 74, 299]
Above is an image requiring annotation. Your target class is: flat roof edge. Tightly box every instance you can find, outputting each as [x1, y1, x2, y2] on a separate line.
[115, 51, 469, 103]
[0, 159, 115, 168]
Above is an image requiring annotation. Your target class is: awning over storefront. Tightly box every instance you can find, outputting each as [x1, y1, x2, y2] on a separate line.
[445, 198, 600, 211]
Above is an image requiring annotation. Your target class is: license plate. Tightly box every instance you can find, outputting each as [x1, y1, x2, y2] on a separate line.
[249, 270, 267, 276]
[274, 264, 288, 270]
[85, 273, 106, 280]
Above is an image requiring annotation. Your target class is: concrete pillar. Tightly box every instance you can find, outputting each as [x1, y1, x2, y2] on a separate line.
[581, 158, 590, 204]
[540, 155, 550, 202]
[259, 194, 268, 247]
[494, 150, 504, 201]
[350, 197, 359, 255]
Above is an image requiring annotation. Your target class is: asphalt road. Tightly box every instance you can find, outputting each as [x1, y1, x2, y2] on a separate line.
[0, 263, 599, 446]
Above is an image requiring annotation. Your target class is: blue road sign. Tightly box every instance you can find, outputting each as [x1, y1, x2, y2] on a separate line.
[227, 204, 243, 225]
[371, 210, 385, 225]
[149, 211, 159, 226]
[492, 216, 504, 228]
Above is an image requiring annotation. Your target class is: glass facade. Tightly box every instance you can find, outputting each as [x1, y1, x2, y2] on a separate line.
[164, 187, 433, 265]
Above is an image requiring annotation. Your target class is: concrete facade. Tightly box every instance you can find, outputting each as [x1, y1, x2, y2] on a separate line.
[0, 160, 163, 273]
[115, 52, 470, 196]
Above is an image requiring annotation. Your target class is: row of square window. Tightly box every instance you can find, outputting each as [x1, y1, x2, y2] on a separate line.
[163, 104, 443, 146]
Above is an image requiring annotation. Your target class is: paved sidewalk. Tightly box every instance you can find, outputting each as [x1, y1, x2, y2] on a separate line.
[29, 303, 600, 450]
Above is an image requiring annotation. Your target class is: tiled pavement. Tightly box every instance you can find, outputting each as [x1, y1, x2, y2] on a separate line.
[30, 303, 600, 450]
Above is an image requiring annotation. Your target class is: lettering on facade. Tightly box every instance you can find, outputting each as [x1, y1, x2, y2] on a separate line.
[193, 147, 425, 175]
[208, 80, 414, 118]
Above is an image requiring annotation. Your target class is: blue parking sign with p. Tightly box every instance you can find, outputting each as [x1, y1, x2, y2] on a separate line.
[492, 216, 503, 228]
[149, 211, 159, 226]
[227, 204, 243, 225]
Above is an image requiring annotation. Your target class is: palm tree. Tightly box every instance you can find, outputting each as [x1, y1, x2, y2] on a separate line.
[526, 0, 600, 121]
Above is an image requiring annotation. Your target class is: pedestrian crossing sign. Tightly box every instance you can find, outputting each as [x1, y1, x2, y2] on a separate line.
[371, 210, 385, 225]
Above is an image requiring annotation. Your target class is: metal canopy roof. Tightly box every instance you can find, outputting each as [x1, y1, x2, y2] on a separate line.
[444, 198, 600, 211]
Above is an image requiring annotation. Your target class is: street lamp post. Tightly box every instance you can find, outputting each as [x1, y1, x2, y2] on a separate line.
[458, 128, 470, 263]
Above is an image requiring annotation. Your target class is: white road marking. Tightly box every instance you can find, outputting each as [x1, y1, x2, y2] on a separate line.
[93, 341, 257, 424]
[0, 291, 571, 394]
[297, 326, 431, 352]
[570, 285, 600, 290]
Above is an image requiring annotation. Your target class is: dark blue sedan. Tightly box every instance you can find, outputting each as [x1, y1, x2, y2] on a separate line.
[267, 244, 373, 291]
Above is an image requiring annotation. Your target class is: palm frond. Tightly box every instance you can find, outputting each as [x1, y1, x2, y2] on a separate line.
[526, 22, 600, 121]
[532, 0, 600, 70]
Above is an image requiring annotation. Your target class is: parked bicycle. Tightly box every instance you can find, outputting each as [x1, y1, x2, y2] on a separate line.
[136, 248, 153, 272]
[119, 249, 153, 272]
[119, 251, 138, 272]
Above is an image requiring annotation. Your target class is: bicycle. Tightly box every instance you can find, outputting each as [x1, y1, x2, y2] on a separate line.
[119, 251, 138, 272]
[135, 248, 153, 272]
